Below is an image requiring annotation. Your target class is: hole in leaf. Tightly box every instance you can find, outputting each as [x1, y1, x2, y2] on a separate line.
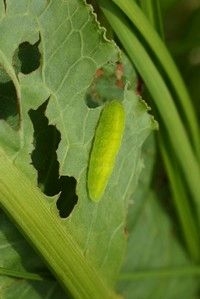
[29, 99, 78, 217]
[13, 39, 41, 74]
[29, 100, 61, 196]
[85, 62, 124, 108]
[57, 176, 78, 218]
[0, 68, 20, 130]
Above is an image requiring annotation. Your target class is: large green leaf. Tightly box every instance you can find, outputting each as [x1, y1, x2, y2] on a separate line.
[0, 1, 154, 298]
[118, 192, 199, 299]
[117, 139, 199, 298]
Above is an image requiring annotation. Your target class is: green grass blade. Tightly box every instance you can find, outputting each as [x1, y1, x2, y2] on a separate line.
[139, 0, 200, 261]
[0, 267, 47, 281]
[110, 0, 200, 157]
[139, 0, 164, 38]
[160, 141, 200, 261]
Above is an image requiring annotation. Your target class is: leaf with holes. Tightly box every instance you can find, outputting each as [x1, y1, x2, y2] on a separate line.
[0, 1, 155, 298]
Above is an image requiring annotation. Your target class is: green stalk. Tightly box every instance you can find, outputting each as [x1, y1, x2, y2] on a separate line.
[0, 149, 119, 299]
[110, 0, 200, 157]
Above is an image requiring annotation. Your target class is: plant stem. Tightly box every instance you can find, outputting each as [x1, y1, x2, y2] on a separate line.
[0, 149, 119, 299]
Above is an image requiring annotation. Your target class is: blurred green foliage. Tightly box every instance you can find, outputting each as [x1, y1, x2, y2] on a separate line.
[164, 0, 200, 118]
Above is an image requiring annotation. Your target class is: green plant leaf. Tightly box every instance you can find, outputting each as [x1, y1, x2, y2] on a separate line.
[0, 1, 155, 298]
[116, 134, 199, 299]
[118, 188, 199, 299]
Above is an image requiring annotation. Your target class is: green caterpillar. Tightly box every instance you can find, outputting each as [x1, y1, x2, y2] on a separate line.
[87, 100, 125, 202]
